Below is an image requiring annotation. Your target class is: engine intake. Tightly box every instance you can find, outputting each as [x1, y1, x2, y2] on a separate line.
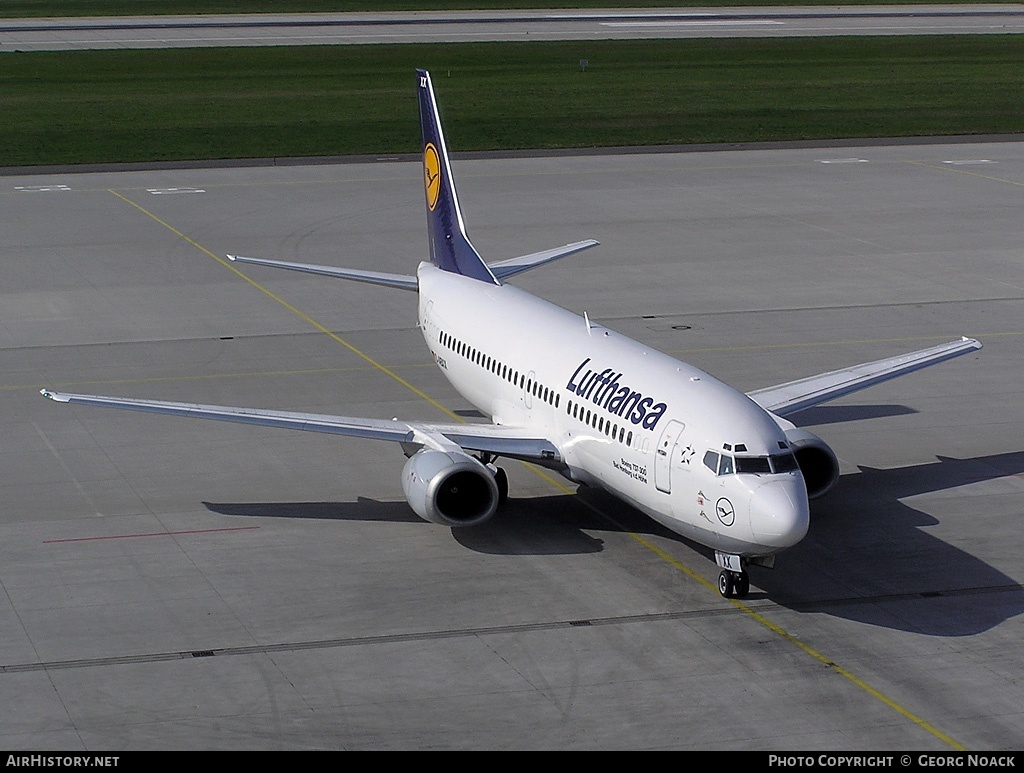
[784, 427, 840, 500]
[402, 449, 500, 527]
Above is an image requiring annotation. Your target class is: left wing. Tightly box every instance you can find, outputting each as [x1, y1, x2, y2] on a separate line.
[40, 389, 561, 466]
[748, 337, 982, 418]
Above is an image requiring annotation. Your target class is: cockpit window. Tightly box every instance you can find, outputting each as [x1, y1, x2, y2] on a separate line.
[771, 452, 800, 473]
[707, 450, 802, 476]
[730, 453, 800, 475]
[703, 451, 719, 473]
[735, 456, 771, 474]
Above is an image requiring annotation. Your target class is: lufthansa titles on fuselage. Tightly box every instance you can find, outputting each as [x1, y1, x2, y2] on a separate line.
[566, 358, 668, 430]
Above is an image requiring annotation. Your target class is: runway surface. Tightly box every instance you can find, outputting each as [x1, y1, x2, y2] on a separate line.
[2, 4, 1024, 51]
[2, 139, 1023, 749]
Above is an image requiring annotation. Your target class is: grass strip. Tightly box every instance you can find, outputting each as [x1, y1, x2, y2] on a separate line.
[2, 36, 1023, 167]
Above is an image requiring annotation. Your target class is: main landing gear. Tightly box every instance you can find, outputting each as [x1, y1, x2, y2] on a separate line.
[493, 466, 509, 505]
[483, 457, 509, 506]
[718, 569, 750, 599]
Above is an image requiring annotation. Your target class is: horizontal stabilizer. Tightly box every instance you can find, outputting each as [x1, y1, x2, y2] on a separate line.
[489, 240, 599, 280]
[228, 254, 417, 291]
[749, 337, 982, 418]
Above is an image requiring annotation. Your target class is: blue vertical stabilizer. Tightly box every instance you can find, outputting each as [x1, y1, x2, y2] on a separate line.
[417, 70, 499, 285]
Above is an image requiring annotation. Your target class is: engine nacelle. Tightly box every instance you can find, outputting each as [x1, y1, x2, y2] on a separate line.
[401, 449, 500, 527]
[784, 427, 840, 500]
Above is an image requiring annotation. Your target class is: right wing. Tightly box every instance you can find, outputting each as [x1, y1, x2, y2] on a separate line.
[40, 389, 562, 467]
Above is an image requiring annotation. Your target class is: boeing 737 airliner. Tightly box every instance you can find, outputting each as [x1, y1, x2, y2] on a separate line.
[42, 70, 981, 598]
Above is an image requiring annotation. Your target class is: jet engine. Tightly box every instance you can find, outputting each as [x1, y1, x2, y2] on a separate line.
[401, 449, 500, 527]
[784, 428, 840, 499]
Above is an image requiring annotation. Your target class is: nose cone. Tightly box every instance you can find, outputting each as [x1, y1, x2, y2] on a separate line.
[749, 479, 809, 549]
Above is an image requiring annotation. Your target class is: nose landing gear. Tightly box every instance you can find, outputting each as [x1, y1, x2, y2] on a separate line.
[715, 551, 752, 599]
[718, 569, 750, 599]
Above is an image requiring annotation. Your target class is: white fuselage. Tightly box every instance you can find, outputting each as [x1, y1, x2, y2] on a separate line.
[417, 263, 809, 557]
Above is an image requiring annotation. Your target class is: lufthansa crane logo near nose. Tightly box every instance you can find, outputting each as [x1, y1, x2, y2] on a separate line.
[716, 497, 735, 527]
[424, 143, 441, 212]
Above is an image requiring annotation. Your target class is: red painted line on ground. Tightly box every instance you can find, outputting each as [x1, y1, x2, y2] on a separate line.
[43, 526, 260, 544]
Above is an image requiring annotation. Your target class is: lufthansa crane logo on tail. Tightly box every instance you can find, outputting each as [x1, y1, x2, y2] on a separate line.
[424, 143, 441, 211]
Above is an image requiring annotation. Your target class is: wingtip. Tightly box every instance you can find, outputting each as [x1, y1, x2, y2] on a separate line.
[226, 254, 237, 261]
[40, 388, 73, 402]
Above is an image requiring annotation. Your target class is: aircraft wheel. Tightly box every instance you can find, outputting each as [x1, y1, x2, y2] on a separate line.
[718, 570, 734, 598]
[733, 572, 750, 598]
[494, 466, 509, 506]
